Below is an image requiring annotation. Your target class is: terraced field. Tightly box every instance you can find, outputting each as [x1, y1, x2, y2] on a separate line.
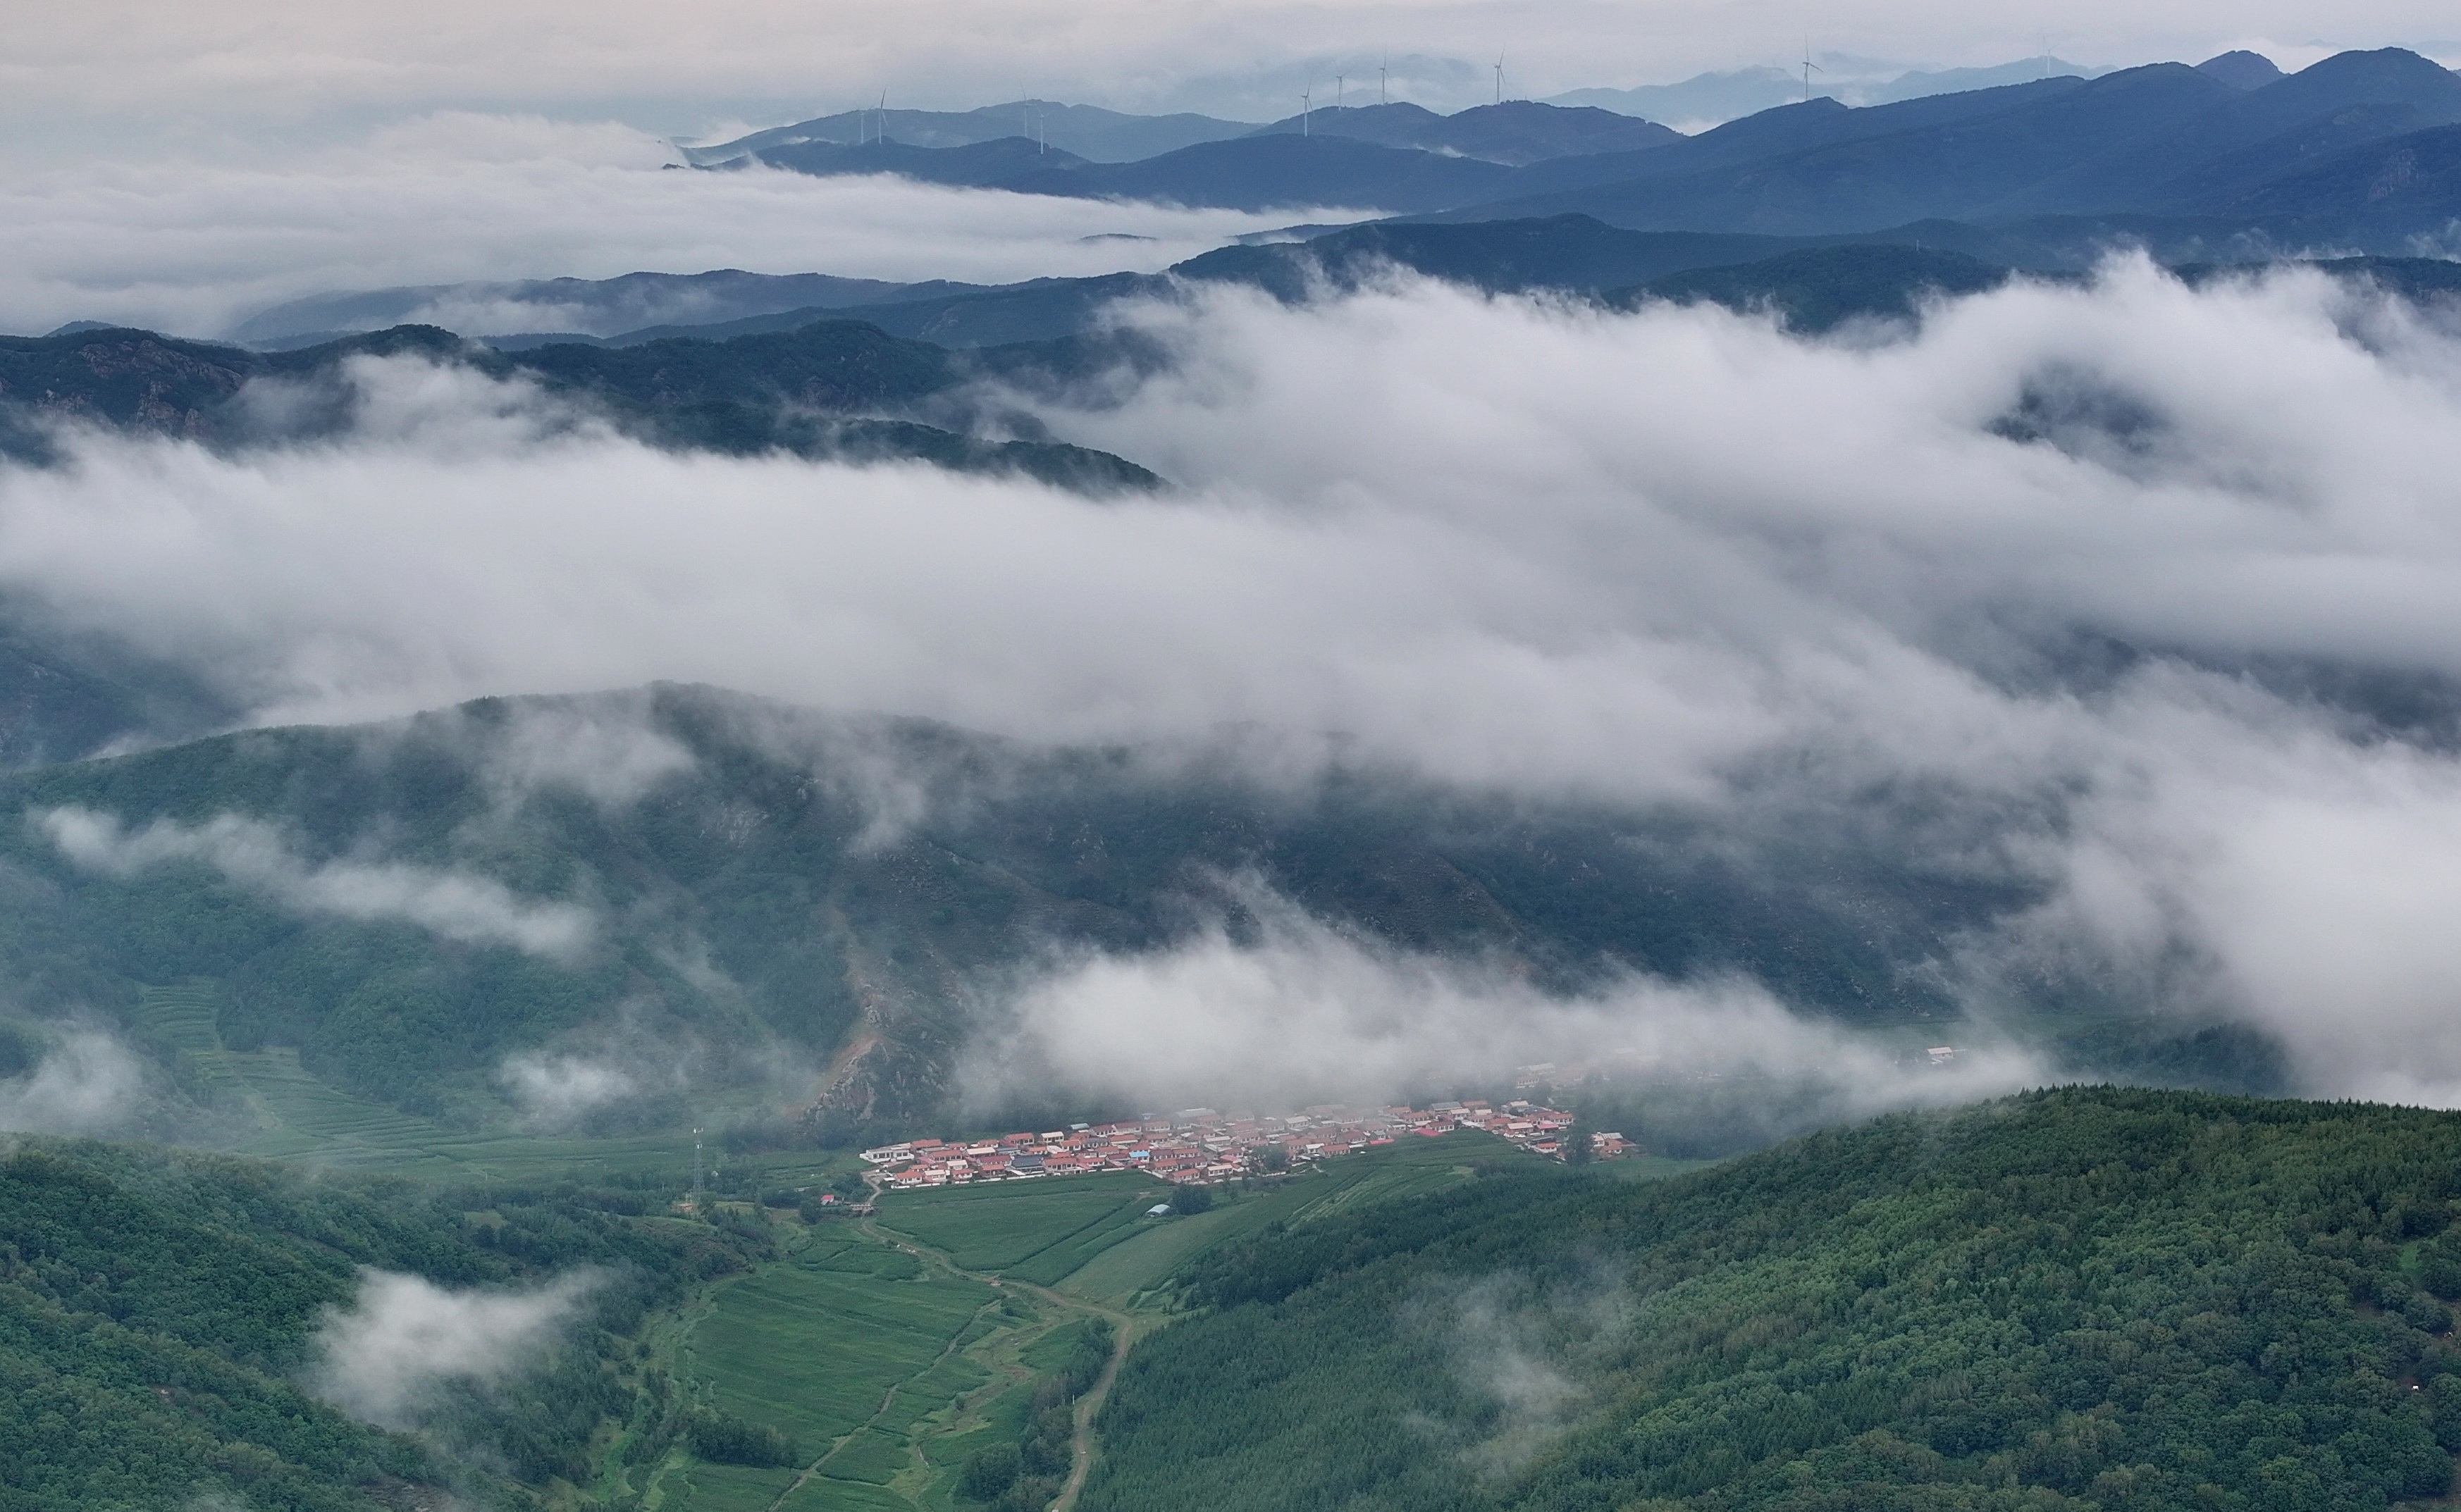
[651, 1225, 1080, 1512]
[132, 980, 845, 1184]
[136, 981, 456, 1163]
[639, 1134, 1716, 1511]
[871, 1172, 1170, 1277]
[1058, 1129, 1537, 1303]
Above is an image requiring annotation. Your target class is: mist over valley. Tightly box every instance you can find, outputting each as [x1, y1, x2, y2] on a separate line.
[15, 18, 2461, 1512]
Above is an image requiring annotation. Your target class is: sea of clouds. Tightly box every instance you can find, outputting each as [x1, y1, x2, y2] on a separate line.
[8, 225, 2461, 1113]
[0, 113, 1326, 339]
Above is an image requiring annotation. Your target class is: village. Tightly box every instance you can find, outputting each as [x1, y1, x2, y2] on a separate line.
[860, 1098, 1636, 1189]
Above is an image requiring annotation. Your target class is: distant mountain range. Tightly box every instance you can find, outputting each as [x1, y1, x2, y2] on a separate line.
[1239, 99, 1682, 164]
[672, 49, 2461, 241]
[0, 319, 1159, 499]
[683, 100, 1259, 165]
[370, 221, 2461, 354]
[17, 238, 2461, 784]
[229, 268, 1008, 347]
[208, 48, 2461, 354]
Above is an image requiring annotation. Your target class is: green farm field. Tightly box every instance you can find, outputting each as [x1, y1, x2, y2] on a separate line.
[1059, 1129, 1549, 1302]
[648, 1206, 1157, 1512]
[126, 996, 1681, 1512]
[872, 1172, 1170, 1276]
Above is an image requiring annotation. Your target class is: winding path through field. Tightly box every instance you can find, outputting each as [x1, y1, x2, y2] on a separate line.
[834, 1215, 1149, 1512]
[1047, 1304, 1137, 1512]
[759, 1269, 1007, 1512]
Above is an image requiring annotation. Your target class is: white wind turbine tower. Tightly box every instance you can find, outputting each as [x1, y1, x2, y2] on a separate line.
[1336, 73, 1345, 109]
[1800, 41, 1823, 101]
[1494, 52, 1505, 104]
[1301, 82, 1313, 135]
[1380, 54, 1389, 105]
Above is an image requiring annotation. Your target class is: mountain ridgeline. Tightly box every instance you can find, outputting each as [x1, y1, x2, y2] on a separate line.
[195, 47, 2461, 355]
[688, 47, 2461, 253]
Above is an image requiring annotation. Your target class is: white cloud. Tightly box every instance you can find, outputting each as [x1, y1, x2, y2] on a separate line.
[18, 263, 2461, 1101]
[497, 1051, 640, 1124]
[37, 807, 596, 960]
[422, 694, 698, 810]
[0, 119, 1331, 338]
[309, 1268, 598, 1428]
[961, 889, 2047, 1114]
[0, 1027, 147, 1134]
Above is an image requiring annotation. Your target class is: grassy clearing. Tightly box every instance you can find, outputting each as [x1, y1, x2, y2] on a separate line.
[872, 1172, 1166, 1273]
[782, 1478, 914, 1511]
[674, 1463, 800, 1512]
[1060, 1131, 1529, 1303]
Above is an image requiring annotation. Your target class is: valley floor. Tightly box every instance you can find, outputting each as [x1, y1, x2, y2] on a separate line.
[609, 1132, 1591, 1512]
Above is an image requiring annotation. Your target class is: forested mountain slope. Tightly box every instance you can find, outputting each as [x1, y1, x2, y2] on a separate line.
[0, 1137, 765, 1511]
[0, 322, 1157, 493]
[1087, 1087, 2461, 1512]
[0, 685, 2031, 1134]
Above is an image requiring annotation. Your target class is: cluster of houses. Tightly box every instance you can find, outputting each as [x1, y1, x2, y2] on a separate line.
[860, 1100, 1636, 1190]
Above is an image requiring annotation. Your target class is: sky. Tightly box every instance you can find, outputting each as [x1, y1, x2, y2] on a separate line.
[6, 0, 2457, 166]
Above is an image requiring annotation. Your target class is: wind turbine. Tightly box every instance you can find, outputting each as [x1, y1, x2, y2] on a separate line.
[1494, 52, 1505, 104]
[1336, 73, 1345, 110]
[1380, 54, 1389, 106]
[1301, 83, 1312, 135]
[1800, 41, 1822, 101]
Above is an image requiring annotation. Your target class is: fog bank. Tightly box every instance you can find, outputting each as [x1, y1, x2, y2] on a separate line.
[8, 263, 2461, 1102]
[0, 115, 1310, 338]
[309, 1268, 598, 1428]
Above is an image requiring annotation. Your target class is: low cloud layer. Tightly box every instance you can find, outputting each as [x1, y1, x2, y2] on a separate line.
[309, 1268, 598, 1428]
[1409, 1272, 1626, 1478]
[11, 263, 2461, 1103]
[498, 1051, 641, 1124]
[0, 1027, 147, 1134]
[962, 893, 2046, 1115]
[0, 115, 1316, 338]
[39, 807, 596, 960]
[493, 1000, 716, 1127]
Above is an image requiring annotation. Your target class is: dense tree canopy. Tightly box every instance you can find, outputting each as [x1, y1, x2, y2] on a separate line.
[0, 1139, 765, 1511]
[1086, 1088, 2461, 1512]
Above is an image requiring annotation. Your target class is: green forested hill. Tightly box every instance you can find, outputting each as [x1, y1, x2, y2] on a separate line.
[0, 685, 2059, 1136]
[0, 321, 1157, 494]
[0, 1137, 767, 1511]
[1085, 1088, 2461, 1512]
